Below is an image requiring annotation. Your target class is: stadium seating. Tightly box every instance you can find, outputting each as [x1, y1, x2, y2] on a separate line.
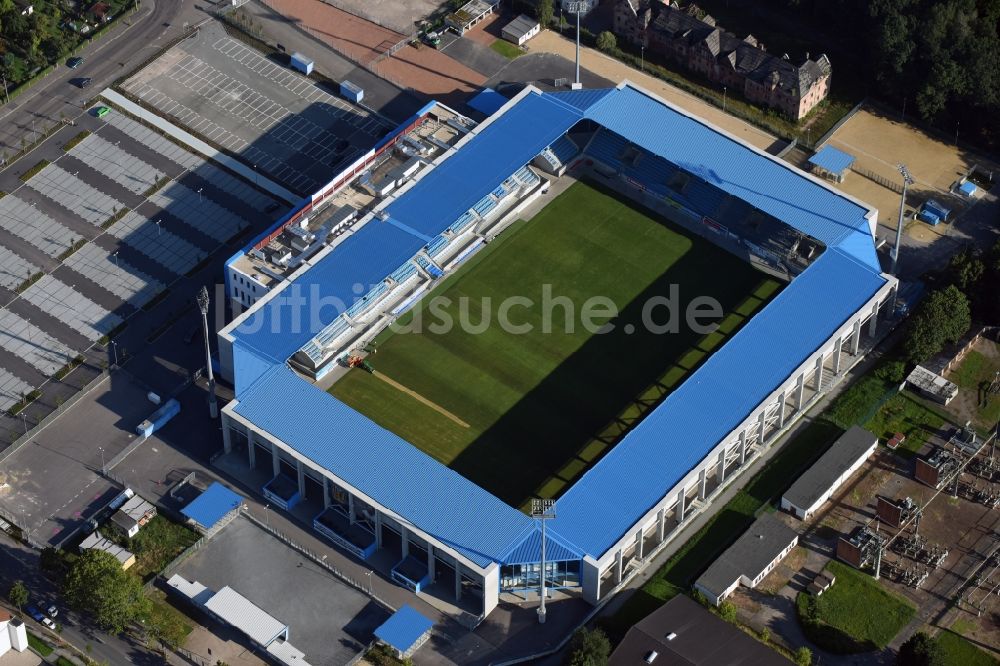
[492, 184, 508, 199]
[300, 315, 353, 364]
[389, 261, 418, 284]
[473, 195, 498, 218]
[424, 235, 451, 257]
[448, 211, 477, 235]
[346, 281, 390, 318]
[514, 166, 540, 188]
[549, 135, 580, 165]
[679, 178, 726, 217]
[586, 130, 629, 170]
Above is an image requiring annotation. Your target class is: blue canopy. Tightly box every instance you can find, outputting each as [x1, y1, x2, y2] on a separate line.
[181, 482, 243, 529]
[468, 87, 508, 116]
[374, 605, 434, 653]
[808, 145, 855, 174]
[958, 180, 977, 197]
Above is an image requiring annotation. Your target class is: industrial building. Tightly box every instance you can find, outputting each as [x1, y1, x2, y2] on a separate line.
[216, 81, 896, 620]
[109, 494, 156, 538]
[608, 594, 789, 665]
[502, 15, 540, 46]
[693, 513, 799, 605]
[781, 426, 878, 519]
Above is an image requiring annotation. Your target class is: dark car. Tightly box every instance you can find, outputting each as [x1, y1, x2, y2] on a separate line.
[76, 77, 92, 89]
[66, 56, 84, 69]
[27, 606, 44, 622]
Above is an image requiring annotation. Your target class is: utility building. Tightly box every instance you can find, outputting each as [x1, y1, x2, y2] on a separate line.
[781, 426, 878, 519]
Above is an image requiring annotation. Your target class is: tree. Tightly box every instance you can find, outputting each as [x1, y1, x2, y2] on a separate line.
[536, 0, 554, 28]
[718, 599, 737, 622]
[8, 580, 28, 612]
[566, 627, 611, 666]
[63, 550, 150, 634]
[903, 285, 971, 363]
[897, 631, 945, 666]
[795, 646, 812, 666]
[596, 31, 617, 52]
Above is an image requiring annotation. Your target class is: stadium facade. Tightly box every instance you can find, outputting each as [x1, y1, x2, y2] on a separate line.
[217, 81, 896, 621]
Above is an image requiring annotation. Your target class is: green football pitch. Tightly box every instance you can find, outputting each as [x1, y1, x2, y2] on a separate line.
[330, 181, 781, 509]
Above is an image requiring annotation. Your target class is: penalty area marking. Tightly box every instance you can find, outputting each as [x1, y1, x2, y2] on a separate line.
[372, 371, 470, 428]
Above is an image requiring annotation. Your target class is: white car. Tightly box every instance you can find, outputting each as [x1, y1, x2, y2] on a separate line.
[41, 617, 55, 630]
[46, 605, 58, 618]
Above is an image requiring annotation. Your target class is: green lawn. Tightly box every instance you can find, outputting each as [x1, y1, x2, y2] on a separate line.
[937, 629, 999, 666]
[27, 632, 53, 656]
[865, 391, 948, 458]
[796, 561, 915, 652]
[950, 349, 1000, 425]
[127, 515, 199, 581]
[490, 39, 522, 59]
[331, 181, 779, 507]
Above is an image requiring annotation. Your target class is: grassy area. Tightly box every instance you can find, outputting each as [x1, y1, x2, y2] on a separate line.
[604, 417, 843, 637]
[20, 159, 50, 182]
[145, 588, 194, 649]
[490, 39, 523, 59]
[949, 349, 1000, 425]
[56, 657, 76, 666]
[936, 630, 999, 665]
[865, 391, 947, 457]
[27, 631, 53, 656]
[796, 561, 915, 652]
[126, 515, 199, 581]
[62, 130, 91, 152]
[331, 180, 778, 507]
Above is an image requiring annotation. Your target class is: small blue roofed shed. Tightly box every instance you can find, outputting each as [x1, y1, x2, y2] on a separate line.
[468, 87, 508, 116]
[809, 145, 855, 183]
[181, 482, 242, 530]
[374, 605, 434, 658]
[958, 180, 978, 197]
[923, 199, 951, 221]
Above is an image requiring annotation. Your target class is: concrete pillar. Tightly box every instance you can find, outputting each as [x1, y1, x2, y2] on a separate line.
[796, 372, 806, 410]
[675, 488, 686, 523]
[296, 461, 306, 498]
[656, 508, 666, 542]
[832, 336, 843, 375]
[614, 550, 623, 584]
[222, 423, 232, 454]
[374, 512, 383, 548]
[455, 559, 462, 600]
[401, 526, 409, 559]
[698, 468, 707, 500]
[738, 431, 747, 465]
[814, 354, 825, 391]
[427, 544, 436, 581]
[717, 449, 726, 484]
[757, 409, 767, 444]
[271, 446, 280, 477]
[850, 319, 862, 355]
[348, 494, 356, 523]
[322, 477, 331, 509]
[777, 391, 787, 428]
[635, 529, 644, 560]
[582, 556, 601, 604]
[869, 302, 879, 336]
[483, 565, 499, 618]
[247, 433, 256, 469]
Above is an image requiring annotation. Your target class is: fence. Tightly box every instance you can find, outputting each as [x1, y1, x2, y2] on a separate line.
[850, 164, 904, 194]
[812, 98, 866, 149]
[942, 326, 1000, 375]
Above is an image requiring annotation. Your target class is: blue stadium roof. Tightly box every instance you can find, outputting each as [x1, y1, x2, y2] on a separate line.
[468, 87, 509, 116]
[233, 365, 534, 567]
[375, 605, 434, 653]
[549, 249, 885, 555]
[809, 145, 856, 175]
[229, 82, 888, 567]
[181, 482, 243, 529]
[584, 85, 879, 270]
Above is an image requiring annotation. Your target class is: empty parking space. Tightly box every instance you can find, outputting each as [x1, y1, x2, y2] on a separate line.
[0, 309, 76, 375]
[122, 22, 392, 195]
[63, 242, 165, 307]
[21, 275, 123, 342]
[103, 111, 203, 170]
[149, 182, 248, 243]
[0, 195, 82, 258]
[67, 134, 165, 195]
[26, 164, 123, 227]
[0, 245, 39, 291]
[0, 368, 32, 412]
[107, 210, 204, 275]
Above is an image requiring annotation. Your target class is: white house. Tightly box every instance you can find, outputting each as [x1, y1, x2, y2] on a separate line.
[0, 610, 28, 657]
[502, 15, 540, 46]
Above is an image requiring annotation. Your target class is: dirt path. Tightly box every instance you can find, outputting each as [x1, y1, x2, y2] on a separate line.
[373, 371, 471, 428]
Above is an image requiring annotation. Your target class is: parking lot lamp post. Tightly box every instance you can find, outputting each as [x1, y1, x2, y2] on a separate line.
[21, 411, 27, 435]
[264, 503, 270, 528]
[98, 446, 105, 472]
[112, 251, 119, 270]
[156, 219, 161, 236]
[365, 570, 373, 595]
[531, 499, 556, 624]
[196, 286, 218, 419]
[722, 86, 727, 113]
[198, 187, 203, 203]
[111, 340, 118, 367]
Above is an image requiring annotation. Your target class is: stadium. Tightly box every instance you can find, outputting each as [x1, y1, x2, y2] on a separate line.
[217, 81, 897, 622]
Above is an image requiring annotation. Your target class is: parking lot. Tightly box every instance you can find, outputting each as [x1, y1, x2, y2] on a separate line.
[0, 102, 282, 430]
[122, 23, 392, 195]
[176, 515, 389, 665]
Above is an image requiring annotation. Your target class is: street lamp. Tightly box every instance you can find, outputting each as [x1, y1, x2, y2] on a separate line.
[196, 286, 218, 419]
[111, 251, 119, 270]
[531, 498, 556, 624]
[156, 219, 162, 236]
[640, 44, 645, 72]
[264, 503, 270, 528]
[722, 86, 727, 113]
[198, 187, 203, 203]
[98, 446, 105, 472]
[365, 570, 374, 595]
[891, 164, 914, 276]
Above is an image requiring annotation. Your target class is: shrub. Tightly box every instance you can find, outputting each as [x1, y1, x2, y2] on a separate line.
[719, 600, 737, 622]
[596, 31, 617, 52]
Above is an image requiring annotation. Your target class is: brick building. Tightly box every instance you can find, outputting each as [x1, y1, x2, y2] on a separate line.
[613, 0, 831, 119]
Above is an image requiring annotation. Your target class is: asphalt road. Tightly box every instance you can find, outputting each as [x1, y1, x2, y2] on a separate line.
[0, 0, 206, 156]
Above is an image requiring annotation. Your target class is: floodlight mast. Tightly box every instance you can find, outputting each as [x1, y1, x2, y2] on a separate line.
[562, 1, 591, 88]
[531, 498, 556, 624]
[891, 164, 914, 276]
[196, 286, 219, 419]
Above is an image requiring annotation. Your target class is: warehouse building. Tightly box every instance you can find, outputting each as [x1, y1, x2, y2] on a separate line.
[694, 513, 799, 606]
[781, 426, 878, 520]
